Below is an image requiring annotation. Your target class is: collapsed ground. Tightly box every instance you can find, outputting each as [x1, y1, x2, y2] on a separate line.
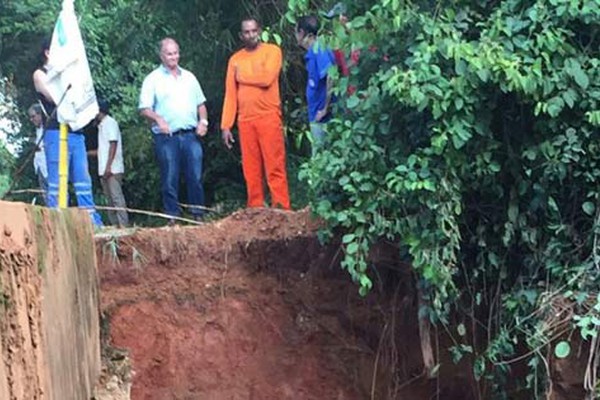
[95, 208, 478, 400]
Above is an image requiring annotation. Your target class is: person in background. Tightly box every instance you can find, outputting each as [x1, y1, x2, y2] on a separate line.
[32, 38, 103, 226]
[295, 15, 336, 155]
[221, 18, 290, 210]
[28, 103, 48, 205]
[91, 99, 129, 227]
[139, 37, 209, 224]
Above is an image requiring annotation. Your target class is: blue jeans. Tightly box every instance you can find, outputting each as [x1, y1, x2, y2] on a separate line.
[44, 129, 103, 227]
[153, 132, 205, 217]
[309, 122, 327, 156]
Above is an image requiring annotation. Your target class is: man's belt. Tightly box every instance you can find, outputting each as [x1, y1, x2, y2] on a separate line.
[171, 128, 195, 135]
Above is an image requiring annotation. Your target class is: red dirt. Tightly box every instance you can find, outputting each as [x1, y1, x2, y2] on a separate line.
[1, 203, 588, 400]
[0, 204, 44, 400]
[98, 209, 371, 400]
[97, 208, 481, 400]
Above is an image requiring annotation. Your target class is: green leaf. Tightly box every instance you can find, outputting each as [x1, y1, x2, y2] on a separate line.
[476, 68, 490, 82]
[488, 252, 499, 267]
[508, 204, 518, 223]
[359, 182, 375, 192]
[346, 242, 359, 254]
[473, 357, 486, 381]
[554, 341, 571, 359]
[450, 124, 472, 149]
[562, 89, 577, 108]
[573, 68, 590, 90]
[359, 275, 372, 290]
[359, 285, 369, 297]
[346, 96, 360, 109]
[457, 323, 466, 336]
[454, 97, 464, 110]
[548, 196, 559, 212]
[342, 234, 356, 244]
[522, 289, 537, 305]
[583, 202, 595, 216]
[422, 180, 435, 191]
[455, 59, 467, 76]
[355, 212, 367, 223]
[547, 96, 564, 117]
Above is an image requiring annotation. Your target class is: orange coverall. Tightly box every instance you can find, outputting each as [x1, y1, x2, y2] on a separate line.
[221, 43, 290, 210]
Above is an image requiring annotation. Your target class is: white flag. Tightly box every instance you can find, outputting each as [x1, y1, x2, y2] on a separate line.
[45, 0, 98, 131]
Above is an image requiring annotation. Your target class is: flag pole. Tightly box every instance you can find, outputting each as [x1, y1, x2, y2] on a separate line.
[47, 0, 99, 216]
[58, 123, 68, 208]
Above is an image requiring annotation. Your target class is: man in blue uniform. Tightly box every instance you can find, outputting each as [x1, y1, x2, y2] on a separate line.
[295, 15, 336, 155]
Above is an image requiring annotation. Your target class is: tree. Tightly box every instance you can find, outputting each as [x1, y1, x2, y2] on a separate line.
[0, 77, 19, 198]
[289, 0, 600, 396]
[0, 0, 307, 222]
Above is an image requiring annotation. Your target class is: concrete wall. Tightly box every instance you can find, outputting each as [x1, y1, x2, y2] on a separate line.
[0, 201, 100, 400]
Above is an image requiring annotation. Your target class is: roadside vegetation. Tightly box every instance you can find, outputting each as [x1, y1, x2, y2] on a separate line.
[1, 0, 599, 397]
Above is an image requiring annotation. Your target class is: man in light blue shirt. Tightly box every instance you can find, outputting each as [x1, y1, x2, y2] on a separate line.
[139, 37, 209, 223]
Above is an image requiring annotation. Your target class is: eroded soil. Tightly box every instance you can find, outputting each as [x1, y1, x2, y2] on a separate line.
[96, 208, 477, 400]
[98, 209, 376, 400]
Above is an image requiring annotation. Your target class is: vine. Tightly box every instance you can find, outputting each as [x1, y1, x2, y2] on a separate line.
[288, 0, 600, 397]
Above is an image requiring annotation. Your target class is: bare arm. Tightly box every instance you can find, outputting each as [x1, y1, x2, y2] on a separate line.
[196, 104, 208, 137]
[103, 141, 118, 177]
[140, 108, 170, 134]
[32, 69, 54, 103]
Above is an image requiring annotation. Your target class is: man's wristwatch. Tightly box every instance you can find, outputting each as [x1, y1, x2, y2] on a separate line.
[200, 119, 209, 127]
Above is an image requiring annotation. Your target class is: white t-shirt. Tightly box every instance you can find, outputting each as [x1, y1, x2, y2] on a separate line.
[33, 126, 47, 178]
[97, 115, 124, 176]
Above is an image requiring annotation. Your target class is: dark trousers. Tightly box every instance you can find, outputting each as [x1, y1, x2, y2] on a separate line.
[153, 132, 205, 217]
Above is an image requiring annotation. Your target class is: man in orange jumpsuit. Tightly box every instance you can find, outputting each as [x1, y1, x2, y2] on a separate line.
[221, 18, 290, 210]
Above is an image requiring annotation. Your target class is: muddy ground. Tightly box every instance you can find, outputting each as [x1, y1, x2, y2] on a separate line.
[94, 209, 480, 400]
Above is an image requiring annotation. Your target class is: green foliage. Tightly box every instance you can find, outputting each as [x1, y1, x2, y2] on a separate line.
[0, 142, 14, 198]
[554, 341, 571, 359]
[0, 78, 18, 197]
[289, 0, 600, 396]
[0, 0, 311, 221]
[1, 0, 598, 394]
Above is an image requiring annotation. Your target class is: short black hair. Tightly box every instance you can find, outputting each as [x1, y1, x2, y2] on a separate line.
[296, 15, 319, 36]
[38, 37, 51, 66]
[98, 98, 109, 114]
[41, 37, 51, 51]
[241, 17, 261, 30]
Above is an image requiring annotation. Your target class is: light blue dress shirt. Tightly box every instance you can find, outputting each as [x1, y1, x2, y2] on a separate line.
[139, 65, 207, 134]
